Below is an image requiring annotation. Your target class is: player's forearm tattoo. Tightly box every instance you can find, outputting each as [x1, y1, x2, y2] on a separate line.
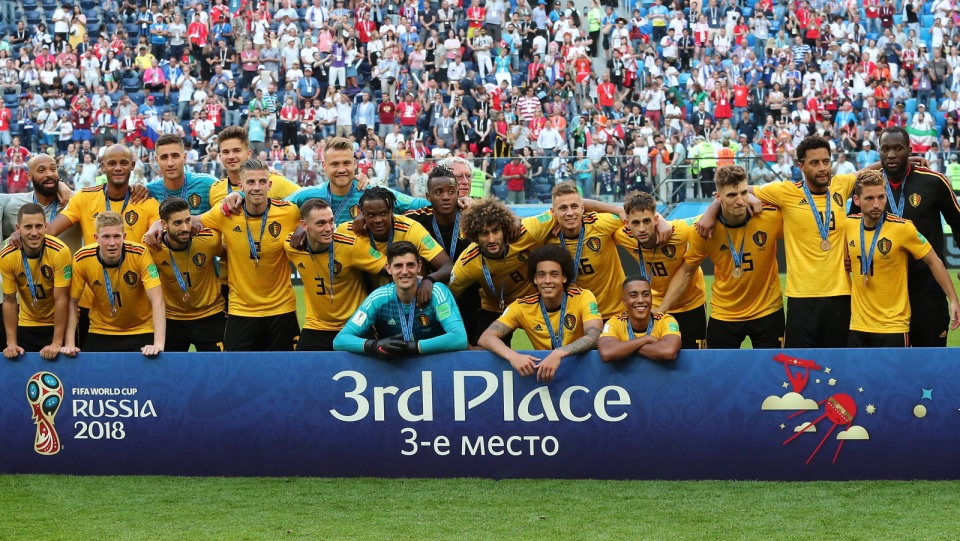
[488, 321, 513, 338]
[559, 326, 601, 355]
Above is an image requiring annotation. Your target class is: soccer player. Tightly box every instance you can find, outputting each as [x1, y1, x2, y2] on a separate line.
[285, 198, 387, 351]
[146, 197, 226, 352]
[286, 137, 428, 226]
[845, 170, 960, 347]
[209, 126, 302, 207]
[622, 191, 708, 349]
[199, 158, 301, 351]
[850, 127, 960, 346]
[660, 165, 785, 349]
[146, 134, 219, 214]
[46, 144, 161, 347]
[337, 187, 452, 305]
[523, 182, 637, 320]
[450, 197, 545, 344]
[334, 241, 468, 357]
[478, 245, 603, 384]
[0, 204, 72, 359]
[62, 212, 165, 356]
[597, 276, 682, 363]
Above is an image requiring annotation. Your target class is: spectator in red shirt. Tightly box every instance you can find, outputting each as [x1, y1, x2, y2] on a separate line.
[396, 93, 421, 140]
[502, 156, 528, 204]
[378, 98, 398, 138]
[5, 153, 29, 193]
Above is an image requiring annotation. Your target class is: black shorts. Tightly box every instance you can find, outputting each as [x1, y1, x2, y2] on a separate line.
[84, 332, 154, 352]
[17, 325, 53, 352]
[78, 307, 90, 349]
[671, 304, 707, 350]
[477, 308, 513, 347]
[848, 330, 909, 348]
[910, 296, 949, 348]
[784, 295, 851, 349]
[223, 311, 300, 351]
[297, 328, 339, 351]
[166, 312, 227, 352]
[707, 308, 785, 349]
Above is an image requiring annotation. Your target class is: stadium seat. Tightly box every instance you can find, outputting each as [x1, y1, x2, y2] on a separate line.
[923, 14, 935, 28]
[109, 92, 124, 102]
[123, 83, 142, 94]
[2, 94, 18, 107]
[105, 23, 117, 35]
[148, 93, 165, 106]
[80, 0, 97, 9]
[168, 92, 179, 104]
[905, 98, 917, 115]
[492, 184, 507, 200]
[0, 23, 7, 36]
[865, 33, 878, 43]
[24, 12, 42, 25]
[894, 15, 902, 26]
[769, 21, 780, 32]
[534, 184, 552, 198]
[123, 23, 139, 36]
[128, 93, 145, 105]
[742, 7, 752, 18]
[87, 22, 100, 35]
[22, 0, 39, 9]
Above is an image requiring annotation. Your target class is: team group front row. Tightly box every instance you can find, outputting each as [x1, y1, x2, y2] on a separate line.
[3, 131, 958, 379]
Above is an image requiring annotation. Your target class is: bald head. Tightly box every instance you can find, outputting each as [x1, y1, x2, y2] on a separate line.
[27, 153, 60, 197]
[101, 144, 136, 188]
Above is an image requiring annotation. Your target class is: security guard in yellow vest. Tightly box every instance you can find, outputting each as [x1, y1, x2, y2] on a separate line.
[947, 154, 960, 196]
[690, 136, 718, 199]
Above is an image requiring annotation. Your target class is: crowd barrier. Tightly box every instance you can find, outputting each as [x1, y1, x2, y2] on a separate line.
[2, 349, 958, 480]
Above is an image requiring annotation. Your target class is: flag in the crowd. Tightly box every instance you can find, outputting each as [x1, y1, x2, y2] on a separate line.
[907, 125, 938, 152]
[144, 116, 160, 150]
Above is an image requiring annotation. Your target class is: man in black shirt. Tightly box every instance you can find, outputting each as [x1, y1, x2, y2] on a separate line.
[735, 110, 758, 143]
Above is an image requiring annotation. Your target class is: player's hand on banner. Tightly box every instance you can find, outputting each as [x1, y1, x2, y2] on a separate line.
[508, 352, 539, 377]
[60, 345, 80, 357]
[141, 344, 163, 357]
[3, 344, 24, 359]
[536, 350, 563, 384]
[221, 192, 244, 216]
[129, 184, 150, 204]
[39, 344, 60, 360]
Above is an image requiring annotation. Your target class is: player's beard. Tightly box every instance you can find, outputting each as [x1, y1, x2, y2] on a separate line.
[32, 178, 58, 198]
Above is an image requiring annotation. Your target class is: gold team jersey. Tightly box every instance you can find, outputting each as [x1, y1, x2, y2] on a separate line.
[617, 219, 708, 314]
[200, 199, 300, 318]
[0, 235, 73, 327]
[284, 232, 387, 331]
[71, 241, 161, 335]
[600, 312, 682, 342]
[753, 174, 856, 298]
[208, 173, 301, 207]
[845, 213, 932, 334]
[449, 216, 544, 313]
[145, 229, 225, 321]
[686, 206, 784, 322]
[524, 211, 628, 319]
[336, 215, 444, 286]
[497, 286, 603, 350]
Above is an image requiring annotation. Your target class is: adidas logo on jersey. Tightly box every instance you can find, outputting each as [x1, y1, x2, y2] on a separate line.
[93, 280, 102, 286]
[720, 244, 729, 251]
[532, 324, 543, 331]
[941, 330, 948, 338]
[298, 262, 305, 269]
[388, 319, 396, 325]
[17, 272, 25, 278]
[849, 240, 856, 246]
[233, 226, 242, 233]
[161, 260, 170, 266]
[798, 199, 809, 206]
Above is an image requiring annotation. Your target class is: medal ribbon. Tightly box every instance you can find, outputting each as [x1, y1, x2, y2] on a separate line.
[481, 257, 506, 310]
[326, 183, 357, 224]
[165, 236, 190, 299]
[626, 317, 654, 340]
[33, 194, 58, 222]
[720, 216, 747, 271]
[559, 225, 585, 281]
[243, 200, 270, 264]
[21, 245, 44, 305]
[539, 293, 568, 349]
[395, 291, 417, 341]
[103, 185, 130, 216]
[883, 171, 906, 217]
[802, 181, 831, 244]
[859, 212, 885, 281]
[432, 211, 461, 259]
[101, 248, 125, 315]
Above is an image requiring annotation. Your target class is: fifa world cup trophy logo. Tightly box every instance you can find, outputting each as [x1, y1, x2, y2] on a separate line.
[26, 372, 63, 456]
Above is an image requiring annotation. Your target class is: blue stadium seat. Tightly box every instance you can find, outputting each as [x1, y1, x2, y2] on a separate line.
[905, 98, 917, 114]
[123, 23, 139, 36]
[742, 7, 752, 18]
[2, 94, 18, 107]
[534, 184, 552, 198]
[22, 0, 39, 9]
[769, 21, 780, 32]
[25, 12, 42, 25]
[894, 15, 902, 26]
[41, 0, 57, 7]
[920, 29, 932, 46]
[168, 92, 179, 103]
[492, 184, 507, 200]
[80, 0, 97, 9]
[180, 120, 192, 135]
[0, 23, 7, 36]
[923, 14, 935, 28]
[149, 93, 165, 106]
[105, 23, 117, 35]
[128, 93, 145, 105]
[87, 23, 101, 35]
[865, 33, 878, 42]
[109, 92, 124, 102]
[123, 83, 142, 94]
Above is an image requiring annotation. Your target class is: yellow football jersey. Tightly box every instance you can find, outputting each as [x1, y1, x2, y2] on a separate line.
[0, 235, 73, 327]
[336, 214, 444, 286]
[753, 174, 856, 298]
[496, 286, 603, 350]
[199, 199, 300, 318]
[145, 229, 225, 321]
[60, 185, 162, 244]
[70, 241, 162, 335]
[208, 173, 301, 207]
[524, 211, 628, 319]
[686, 206, 784, 322]
[600, 311, 682, 341]
[616, 219, 708, 314]
[449, 215, 544, 313]
[284, 231, 387, 331]
[845, 213, 933, 333]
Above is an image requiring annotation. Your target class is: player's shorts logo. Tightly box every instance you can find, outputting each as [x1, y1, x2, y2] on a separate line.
[417, 314, 430, 327]
[833, 192, 845, 206]
[877, 237, 893, 256]
[26, 372, 63, 456]
[193, 253, 206, 268]
[123, 270, 139, 286]
[909, 193, 922, 208]
[586, 237, 601, 252]
[753, 231, 768, 247]
[188, 193, 202, 209]
[124, 210, 139, 227]
[661, 245, 677, 258]
[268, 221, 282, 238]
[563, 314, 577, 330]
[40, 264, 54, 280]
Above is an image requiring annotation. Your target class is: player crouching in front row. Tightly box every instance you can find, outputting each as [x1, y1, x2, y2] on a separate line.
[597, 276, 682, 363]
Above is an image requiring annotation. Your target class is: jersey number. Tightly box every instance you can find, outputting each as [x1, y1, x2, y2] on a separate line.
[739, 253, 755, 273]
[855, 257, 874, 277]
[818, 211, 837, 231]
[111, 291, 123, 308]
[647, 261, 669, 277]
[314, 277, 327, 295]
[578, 258, 595, 276]
[509, 271, 524, 283]
[250, 242, 261, 259]
[31, 284, 48, 300]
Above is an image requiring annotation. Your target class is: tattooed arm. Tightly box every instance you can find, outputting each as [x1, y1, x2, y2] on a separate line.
[478, 320, 539, 377]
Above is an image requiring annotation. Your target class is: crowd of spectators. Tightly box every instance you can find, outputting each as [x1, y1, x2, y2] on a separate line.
[3, 0, 960, 203]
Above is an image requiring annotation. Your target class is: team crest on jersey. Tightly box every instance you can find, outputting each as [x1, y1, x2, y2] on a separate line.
[563, 314, 577, 330]
[188, 193, 202, 209]
[586, 237, 601, 252]
[417, 314, 430, 327]
[123, 270, 138, 286]
[268, 221, 282, 238]
[40, 265, 53, 280]
[909, 193, 922, 208]
[833, 192, 845, 206]
[124, 210, 139, 227]
[349, 205, 360, 218]
[878, 237, 893, 255]
[333, 261, 343, 275]
[753, 231, 768, 247]
[193, 253, 206, 268]
[661, 245, 676, 258]
[518, 249, 530, 262]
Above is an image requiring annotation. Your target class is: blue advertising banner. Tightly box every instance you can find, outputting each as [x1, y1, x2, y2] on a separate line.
[2, 349, 959, 480]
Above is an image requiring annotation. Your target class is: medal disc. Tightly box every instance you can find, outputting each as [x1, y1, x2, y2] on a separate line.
[31, 298, 38, 307]
[182, 292, 190, 303]
[732, 267, 743, 278]
[820, 239, 831, 251]
[110, 307, 117, 318]
[863, 276, 869, 286]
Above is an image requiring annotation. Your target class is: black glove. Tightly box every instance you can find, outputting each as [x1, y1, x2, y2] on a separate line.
[363, 336, 408, 360]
